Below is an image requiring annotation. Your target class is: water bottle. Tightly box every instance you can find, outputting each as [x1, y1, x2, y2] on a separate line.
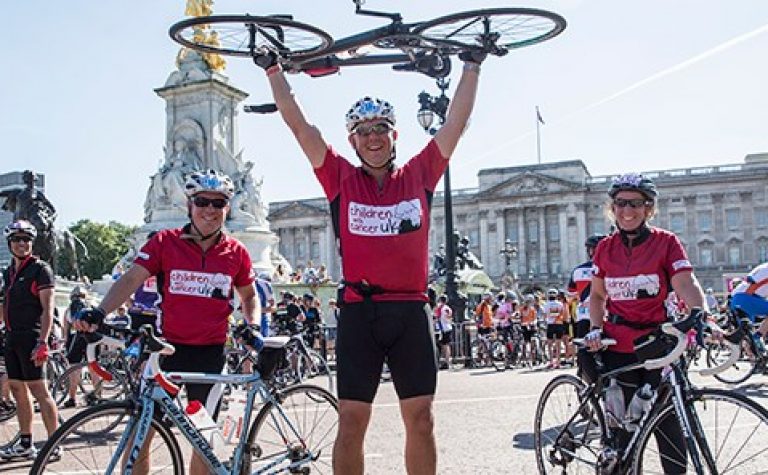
[603, 378, 625, 428]
[625, 383, 654, 431]
[185, 400, 225, 452]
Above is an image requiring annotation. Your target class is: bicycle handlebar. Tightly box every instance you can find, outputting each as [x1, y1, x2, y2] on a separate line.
[572, 338, 617, 348]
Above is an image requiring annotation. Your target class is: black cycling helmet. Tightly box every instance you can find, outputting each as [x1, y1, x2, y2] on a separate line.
[585, 233, 607, 249]
[608, 173, 658, 200]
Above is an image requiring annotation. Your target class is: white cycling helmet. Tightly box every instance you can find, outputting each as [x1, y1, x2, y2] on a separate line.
[345, 96, 396, 133]
[4, 220, 37, 240]
[184, 169, 235, 199]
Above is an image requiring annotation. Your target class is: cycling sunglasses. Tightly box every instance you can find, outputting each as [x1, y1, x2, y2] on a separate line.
[192, 196, 229, 209]
[613, 198, 652, 209]
[8, 235, 33, 243]
[353, 122, 393, 136]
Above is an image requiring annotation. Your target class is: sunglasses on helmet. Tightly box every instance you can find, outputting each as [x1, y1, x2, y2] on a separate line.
[613, 198, 652, 209]
[9, 235, 33, 243]
[353, 122, 393, 136]
[192, 196, 229, 209]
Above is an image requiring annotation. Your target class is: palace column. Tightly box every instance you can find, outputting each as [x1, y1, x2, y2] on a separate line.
[558, 205, 569, 273]
[479, 210, 490, 272]
[538, 208, 547, 276]
[495, 209, 506, 277]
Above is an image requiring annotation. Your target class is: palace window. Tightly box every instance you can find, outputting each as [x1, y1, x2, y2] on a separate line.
[726, 209, 741, 230]
[669, 213, 685, 234]
[755, 208, 768, 228]
[697, 210, 712, 233]
[727, 241, 741, 265]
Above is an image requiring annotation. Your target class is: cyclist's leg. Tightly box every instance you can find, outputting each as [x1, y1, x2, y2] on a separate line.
[334, 302, 387, 473]
[383, 302, 438, 474]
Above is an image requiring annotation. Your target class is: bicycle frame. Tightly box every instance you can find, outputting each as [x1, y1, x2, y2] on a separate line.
[85, 331, 324, 475]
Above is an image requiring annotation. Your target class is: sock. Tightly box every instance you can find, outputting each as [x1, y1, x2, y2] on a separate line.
[19, 434, 32, 448]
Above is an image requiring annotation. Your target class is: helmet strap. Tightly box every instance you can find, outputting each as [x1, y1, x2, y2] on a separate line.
[187, 221, 222, 242]
[357, 146, 396, 171]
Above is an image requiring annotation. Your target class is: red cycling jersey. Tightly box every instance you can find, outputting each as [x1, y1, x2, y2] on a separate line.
[593, 227, 692, 353]
[314, 139, 447, 303]
[134, 227, 255, 345]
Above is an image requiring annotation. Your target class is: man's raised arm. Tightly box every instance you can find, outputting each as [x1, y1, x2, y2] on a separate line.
[258, 53, 328, 169]
[434, 55, 483, 160]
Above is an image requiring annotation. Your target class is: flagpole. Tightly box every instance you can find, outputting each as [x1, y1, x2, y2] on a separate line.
[536, 107, 542, 164]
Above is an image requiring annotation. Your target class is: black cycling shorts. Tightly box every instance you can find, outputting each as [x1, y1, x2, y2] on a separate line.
[546, 324, 565, 339]
[336, 301, 437, 403]
[4, 331, 43, 381]
[522, 327, 536, 342]
[66, 334, 87, 364]
[161, 342, 225, 412]
[574, 320, 591, 339]
[129, 313, 158, 333]
[438, 329, 453, 346]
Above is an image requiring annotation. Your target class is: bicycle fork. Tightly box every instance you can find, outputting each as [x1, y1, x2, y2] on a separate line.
[667, 370, 713, 474]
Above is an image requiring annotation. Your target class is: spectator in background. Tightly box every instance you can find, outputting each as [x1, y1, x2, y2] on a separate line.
[255, 272, 275, 337]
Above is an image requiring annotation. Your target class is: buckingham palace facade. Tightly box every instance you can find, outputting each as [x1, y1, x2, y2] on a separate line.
[267, 153, 768, 293]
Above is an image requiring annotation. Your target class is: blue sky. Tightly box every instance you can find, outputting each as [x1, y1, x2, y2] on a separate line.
[4, 1, 767, 227]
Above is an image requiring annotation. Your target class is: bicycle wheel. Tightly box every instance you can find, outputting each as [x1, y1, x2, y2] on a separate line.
[632, 388, 768, 473]
[413, 8, 566, 53]
[490, 340, 508, 372]
[299, 350, 334, 393]
[706, 334, 758, 385]
[30, 401, 183, 474]
[534, 374, 607, 474]
[470, 339, 486, 368]
[53, 362, 130, 407]
[245, 384, 338, 473]
[170, 15, 333, 58]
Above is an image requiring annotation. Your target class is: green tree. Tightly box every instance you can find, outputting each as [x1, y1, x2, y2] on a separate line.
[59, 220, 137, 281]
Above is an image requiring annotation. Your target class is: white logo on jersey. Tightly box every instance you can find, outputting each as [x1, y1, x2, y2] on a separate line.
[169, 270, 232, 298]
[348, 199, 422, 236]
[605, 274, 660, 301]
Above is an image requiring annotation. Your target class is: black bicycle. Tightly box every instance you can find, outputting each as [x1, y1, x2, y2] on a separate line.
[169, 0, 566, 79]
[533, 314, 768, 474]
[705, 308, 768, 385]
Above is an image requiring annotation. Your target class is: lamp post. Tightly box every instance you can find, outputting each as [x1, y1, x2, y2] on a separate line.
[499, 238, 519, 294]
[417, 78, 465, 322]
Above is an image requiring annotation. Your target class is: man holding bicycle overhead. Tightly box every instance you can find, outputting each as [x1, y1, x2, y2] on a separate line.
[583, 173, 708, 473]
[75, 169, 261, 475]
[258, 46, 484, 473]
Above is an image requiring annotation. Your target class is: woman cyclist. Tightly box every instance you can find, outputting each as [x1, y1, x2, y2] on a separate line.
[583, 173, 708, 473]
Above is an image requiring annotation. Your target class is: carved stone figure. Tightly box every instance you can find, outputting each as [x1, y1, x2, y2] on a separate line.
[1, 170, 57, 264]
[56, 229, 89, 280]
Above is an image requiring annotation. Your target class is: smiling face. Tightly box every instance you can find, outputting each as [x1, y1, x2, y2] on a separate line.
[8, 233, 34, 259]
[611, 190, 654, 232]
[348, 120, 398, 170]
[189, 191, 229, 237]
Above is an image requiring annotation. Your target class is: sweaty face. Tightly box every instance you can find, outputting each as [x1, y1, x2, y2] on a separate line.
[348, 120, 397, 168]
[190, 191, 229, 236]
[612, 190, 653, 232]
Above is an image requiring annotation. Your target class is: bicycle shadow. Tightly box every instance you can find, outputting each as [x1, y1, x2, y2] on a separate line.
[468, 369, 502, 376]
[512, 430, 536, 450]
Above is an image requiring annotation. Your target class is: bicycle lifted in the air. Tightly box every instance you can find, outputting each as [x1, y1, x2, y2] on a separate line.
[169, 0, 566, 78]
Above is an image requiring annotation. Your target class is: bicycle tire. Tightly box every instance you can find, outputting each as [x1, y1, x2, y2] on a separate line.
[169, 15, 333, 59]
[490, 340, 507, 372]
[469, 339, 485, 368]
[534, 374, 607, 474]
[632, 387, 768, 473]
[304, 349, 334, 393]
[52, 361, 130, 407]
[705, 334, 759, 385]
[413, 8, 566, 53]
[244, 384, 338, 473]
[30, 401, 184, 474]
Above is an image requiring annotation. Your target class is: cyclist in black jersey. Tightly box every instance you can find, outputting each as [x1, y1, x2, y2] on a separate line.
[0, 220, 59, 460]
